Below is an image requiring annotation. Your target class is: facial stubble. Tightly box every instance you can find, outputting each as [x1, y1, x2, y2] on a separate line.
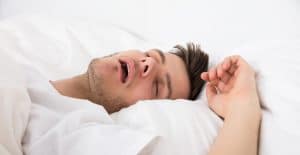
[87, 58, 125, 113]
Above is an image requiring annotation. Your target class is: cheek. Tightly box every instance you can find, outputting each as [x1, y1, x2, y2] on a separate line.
[125, 84, 152, 105]
[91, 60, 120, 86]
[93, 61, 117, 78]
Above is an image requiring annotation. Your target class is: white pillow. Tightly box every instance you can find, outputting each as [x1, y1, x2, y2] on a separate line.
[111, 99, 222, 155]
[0, 15, 161, 80]
[0, 52, 31, 155]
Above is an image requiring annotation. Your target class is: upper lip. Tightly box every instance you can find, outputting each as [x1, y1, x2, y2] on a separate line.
[118, 57, 135, 85]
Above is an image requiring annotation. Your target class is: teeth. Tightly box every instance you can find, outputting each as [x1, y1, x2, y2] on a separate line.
[126, 64, 129, 73]
[124, 64, 128, 78]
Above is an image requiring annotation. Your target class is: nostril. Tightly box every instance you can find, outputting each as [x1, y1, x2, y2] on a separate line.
[141, 59, 146, 62]
[144, 65, 149, 73]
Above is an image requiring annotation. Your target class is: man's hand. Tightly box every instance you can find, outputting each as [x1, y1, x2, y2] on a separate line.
[201, 55, 260, 119]
[202, 55, 261, 155]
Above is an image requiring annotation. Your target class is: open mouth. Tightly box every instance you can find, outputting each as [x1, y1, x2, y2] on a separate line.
[119, 60, 129, 83]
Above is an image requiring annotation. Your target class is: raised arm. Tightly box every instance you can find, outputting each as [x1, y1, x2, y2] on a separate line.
[201, 55, 261, 155]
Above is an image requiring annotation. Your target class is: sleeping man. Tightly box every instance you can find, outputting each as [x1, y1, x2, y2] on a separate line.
[50, 43, 208, 113]
[24, 43, 261, 155]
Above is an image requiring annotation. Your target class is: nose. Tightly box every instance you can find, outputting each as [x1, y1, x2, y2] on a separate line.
[139, 57, 157, 77]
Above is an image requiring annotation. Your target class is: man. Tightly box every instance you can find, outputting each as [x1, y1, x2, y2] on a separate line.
[50, 43, 262, 155]
[24, 43, 261, 155]
[51, 43, 209, 113]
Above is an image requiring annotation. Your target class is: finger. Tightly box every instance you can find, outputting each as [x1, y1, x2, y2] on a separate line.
[229, 55, 255, 77]
[222, 57, 232, 71]
[217, 63, 231, 84]
[216, 63, 224, 77]
[228, 64, 238, 75]
[222, 56, 239, 75]
[229, 55, 248, 68]
[221, 71, 232, 84]
[208, 68, 218, 82]
[217, 81, 228, 93]
[206, 83, 217, 104]
[201, 72, 209, 81]
[206, 83, 224, 117]
[222, 55, 243, 74]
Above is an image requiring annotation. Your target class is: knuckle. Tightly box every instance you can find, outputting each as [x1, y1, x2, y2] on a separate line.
[233, 55, 242, 59]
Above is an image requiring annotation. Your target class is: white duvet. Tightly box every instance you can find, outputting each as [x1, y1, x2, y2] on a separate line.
[0, 16, 299, 155]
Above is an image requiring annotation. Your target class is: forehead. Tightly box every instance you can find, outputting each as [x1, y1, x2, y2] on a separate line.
[165, 52, 190, 99]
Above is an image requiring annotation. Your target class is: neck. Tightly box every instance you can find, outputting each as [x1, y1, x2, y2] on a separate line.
[50, 73, 91, 100]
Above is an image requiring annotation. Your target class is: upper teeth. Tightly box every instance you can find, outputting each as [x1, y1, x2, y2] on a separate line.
[126, 64, 129, 73]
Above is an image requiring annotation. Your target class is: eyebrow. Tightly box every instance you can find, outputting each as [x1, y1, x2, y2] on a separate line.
[103, 52, 119, 58]
[153, 49, 166, 64]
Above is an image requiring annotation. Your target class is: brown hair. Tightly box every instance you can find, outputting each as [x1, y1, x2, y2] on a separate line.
[171, 43, 209, 100]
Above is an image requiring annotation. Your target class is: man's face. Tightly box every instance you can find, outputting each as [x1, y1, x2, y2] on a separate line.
[87, 49, 190, 113]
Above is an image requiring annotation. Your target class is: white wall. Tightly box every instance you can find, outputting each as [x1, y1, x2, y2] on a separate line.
[0, 0, 148, 34]
[0, 0, 299, 53]
[145, 0, 300, 52]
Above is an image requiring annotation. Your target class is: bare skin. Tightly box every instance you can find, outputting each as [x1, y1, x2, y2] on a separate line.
[51, 49, 190, 113]
[201, 55, 261, 155]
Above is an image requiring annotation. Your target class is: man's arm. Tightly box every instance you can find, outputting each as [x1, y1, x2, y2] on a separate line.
[201, 55, 261, 155]
[207, 99, 261, 155]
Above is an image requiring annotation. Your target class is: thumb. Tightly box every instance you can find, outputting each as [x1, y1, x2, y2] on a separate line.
[206, 83, 217, 103]
[206, 83, 224, 117]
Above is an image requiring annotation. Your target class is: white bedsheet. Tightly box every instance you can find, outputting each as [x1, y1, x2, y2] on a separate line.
[0, 51, 30, 155]
[233, 40, 300, 155]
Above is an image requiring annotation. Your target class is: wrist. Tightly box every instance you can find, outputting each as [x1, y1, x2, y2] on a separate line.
[225, 100, 262, 123]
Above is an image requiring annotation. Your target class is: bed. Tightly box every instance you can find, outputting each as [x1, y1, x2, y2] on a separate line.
[0, 16, 299, 155]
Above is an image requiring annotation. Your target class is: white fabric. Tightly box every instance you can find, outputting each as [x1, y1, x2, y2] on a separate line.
[0, 17, 157, 155]
[0, 0, 298, 55]
[111, 100, 223, 155]
[1, 16, 300, 155]
[22, 65, 156, 155]
[0, 52, 31, 155]
[0, 15, 162, 80]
